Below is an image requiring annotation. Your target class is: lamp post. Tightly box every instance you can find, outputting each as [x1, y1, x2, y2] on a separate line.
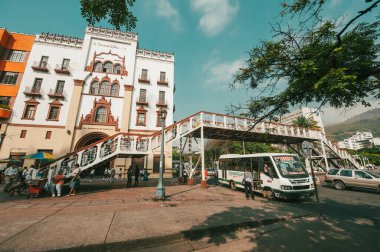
[155, 107, 167, 200]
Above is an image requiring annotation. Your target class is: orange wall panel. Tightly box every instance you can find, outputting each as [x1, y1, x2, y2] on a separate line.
[0, 85, 19, 97]
[0, 61, 27, 72]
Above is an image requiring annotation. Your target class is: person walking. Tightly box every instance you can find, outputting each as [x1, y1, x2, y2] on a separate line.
[134, 165, 140, 187]
[243, 168, 255, 200]
[118, 168, 122, 181]
[67, 164, 81, 197]
[3, 164, 18, 192]
[103, 167, 109, 181]
[90, 169, 95, 182]
[109, 167, 115, 183]
[53, 170, 64, 197]
[126, 166, 132, 188]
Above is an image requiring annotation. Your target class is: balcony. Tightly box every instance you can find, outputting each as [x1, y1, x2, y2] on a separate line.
[138, 75, 150, 84]
[31, 61, 49, 72]
[54, 64, 71, 74]
[136, 98, 148, 106]
[24, 86, 42, 97]
[47, 89, 65, 99]
[0, 107, 12, 119]
[157, 78, 168, 86]
[156, 99, 167, 108]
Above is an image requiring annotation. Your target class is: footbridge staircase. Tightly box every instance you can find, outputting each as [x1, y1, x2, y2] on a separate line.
[44, 112, 361, 175]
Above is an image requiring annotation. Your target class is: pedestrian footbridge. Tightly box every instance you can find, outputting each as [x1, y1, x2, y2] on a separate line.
[44, 111, 361, 175]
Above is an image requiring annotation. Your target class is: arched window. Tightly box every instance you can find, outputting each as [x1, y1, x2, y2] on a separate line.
[90, 81, 99, 94]
[94, 62, 102, 72]
[99, 81, 111, 95]
[111, 83, 119, 96]
[95, 106, 107, 122]
[103, 62, 113, 73]
[113, 64, 121, 74]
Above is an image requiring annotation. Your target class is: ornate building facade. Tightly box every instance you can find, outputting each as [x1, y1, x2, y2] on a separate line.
[0, 27, 175, 176]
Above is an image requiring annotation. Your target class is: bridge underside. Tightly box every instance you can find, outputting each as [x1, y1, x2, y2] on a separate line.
[189, 126, 318, 144]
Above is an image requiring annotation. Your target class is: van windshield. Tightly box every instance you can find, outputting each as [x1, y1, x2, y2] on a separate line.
[273, 155, 309, 178]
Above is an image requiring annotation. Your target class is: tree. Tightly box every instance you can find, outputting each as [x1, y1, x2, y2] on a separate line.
[231, 0, 380, 124]
[292, 115, 320, 129]
[80, 0, 137, 31]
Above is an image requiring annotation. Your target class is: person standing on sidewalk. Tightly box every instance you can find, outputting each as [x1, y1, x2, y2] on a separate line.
[243, 168, 255, 200]
[118, 168, 122, 181]
[53, 170, 64, 197]
[126, 166, 132, 187]
[134, 165, 140, 187]
[90, 169, 95, 182]
[109, 166, 115, 183]
[67, 164, 81, 197]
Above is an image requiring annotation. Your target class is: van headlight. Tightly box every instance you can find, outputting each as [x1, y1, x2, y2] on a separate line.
[310, 184, 314, 188]
[281, 185, 292, 190]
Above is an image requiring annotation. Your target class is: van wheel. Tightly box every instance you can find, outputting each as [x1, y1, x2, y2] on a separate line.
[264, 189, 275, 200]
[229, 181, 236, 191]
[333, 180, 345, 190]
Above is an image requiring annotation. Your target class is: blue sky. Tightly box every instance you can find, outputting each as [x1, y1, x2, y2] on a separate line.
[0, 0, 378, 125]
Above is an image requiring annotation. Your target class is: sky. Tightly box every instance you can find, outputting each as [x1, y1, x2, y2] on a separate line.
[0, 0, 379, 125]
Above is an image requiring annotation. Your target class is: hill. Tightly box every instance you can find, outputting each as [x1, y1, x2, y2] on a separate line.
[325, 108, 380, 141]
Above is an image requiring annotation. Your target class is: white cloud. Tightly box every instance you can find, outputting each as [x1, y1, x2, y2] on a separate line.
[153, 0, 182, 31]
[202, 58, 244, 90]
[191, 0, 239, 36]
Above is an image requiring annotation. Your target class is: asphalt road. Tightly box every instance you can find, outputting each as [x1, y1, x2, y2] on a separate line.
[140, 180, 380, 252]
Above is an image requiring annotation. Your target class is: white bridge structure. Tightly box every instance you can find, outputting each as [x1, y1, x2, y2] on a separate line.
[44, 111, 361, 175]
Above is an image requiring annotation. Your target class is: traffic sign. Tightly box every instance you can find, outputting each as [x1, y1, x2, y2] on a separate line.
[302, 141, 313, 158]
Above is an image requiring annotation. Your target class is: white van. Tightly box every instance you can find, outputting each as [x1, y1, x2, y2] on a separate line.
[217, 153, 315, 199]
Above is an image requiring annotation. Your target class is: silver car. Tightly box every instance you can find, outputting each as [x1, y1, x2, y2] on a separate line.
[325, 168, 380, 192]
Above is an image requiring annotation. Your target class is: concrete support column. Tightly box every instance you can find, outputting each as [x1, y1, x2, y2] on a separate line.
[120, 85, 134, 132]
[320, 140, 329, 171]
[63, 79, 84, 153]
[200, 126, 207, 188]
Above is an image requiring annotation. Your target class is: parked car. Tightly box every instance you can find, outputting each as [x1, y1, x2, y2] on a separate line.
[325, 168, 380, 192]
[206, 168, 216, 177]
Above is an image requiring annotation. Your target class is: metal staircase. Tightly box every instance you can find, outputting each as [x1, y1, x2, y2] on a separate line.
[44, 111, 361, 175]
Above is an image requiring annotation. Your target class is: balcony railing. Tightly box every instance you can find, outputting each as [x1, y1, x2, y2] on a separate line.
[136, 98, 148, 106]
[138, 75, 150, 84]
[0, 107, 12, 119]
[31, 61, 49, 72]
[24, 86, 43, 97]
[54, 64, 71, 74]
[48, 89, 65, 99]
[157, 78, 168, 86]
[156, 99, 167, 108]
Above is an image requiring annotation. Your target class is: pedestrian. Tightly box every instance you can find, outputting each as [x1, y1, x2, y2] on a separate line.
[29, 165, 38, 180]
[103, 167, 109, 181]
[243, 168, 255, 200]
[67, 164, 81, 197]
[127, 166, 132, 187]
[53, 170, 64, 197]
[109, 167, 115, 183]
[47, 166, 56, 197]
[22, 167, 28, 179]
[90, 169, 95, 182]
[3, 164, 18, 192]
[134, 165, 140, 187]
[118, 168, 122, 181]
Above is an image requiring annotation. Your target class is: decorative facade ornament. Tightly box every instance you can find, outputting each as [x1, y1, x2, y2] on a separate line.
[79, 97, 119, 130]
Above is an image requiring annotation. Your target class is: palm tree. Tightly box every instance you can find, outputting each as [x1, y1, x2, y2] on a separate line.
[292, 116, 320, 130]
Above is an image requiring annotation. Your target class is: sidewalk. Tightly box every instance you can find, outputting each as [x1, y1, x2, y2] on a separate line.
[0, 182, 314, 252]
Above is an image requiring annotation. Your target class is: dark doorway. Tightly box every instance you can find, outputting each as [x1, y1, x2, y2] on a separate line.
[153, 154, 165, 173]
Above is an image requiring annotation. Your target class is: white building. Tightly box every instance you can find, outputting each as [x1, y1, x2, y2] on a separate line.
[338, 131, 374, 150]
[0, 27, 175, 176]
[280, 107, 325, 134]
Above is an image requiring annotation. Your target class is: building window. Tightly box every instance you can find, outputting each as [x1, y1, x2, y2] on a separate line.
[95, 106, 107, 122]
[141, 69, 148, 80]
[39, 56, 49, 68]
[32, 78, 42, 93]
[61, 59, 70, 70]
[20, 130, 27, 138]
[90, 81, 99, 94]
[99, 81, 111, 96]
[157, 112, 165, 127]
[0, 96, 11, 107]
[45, 131, 52, 139]
[6, 50, 26, 62]
[160, 72, 166, 82]
[114, 64, 121, 74]
[137, 113, 146, 126]
[103, 62, 113, 73]
[55, 81, 65, 95]
[94, 62, 102, 72]
[47, 106, 60, 120]
[158, 91, 165, 105]
[139, 89, 147, 102]
[22, 105, 36, 119]
[0, 71, 19, 85]
[111, 83, 119, 96]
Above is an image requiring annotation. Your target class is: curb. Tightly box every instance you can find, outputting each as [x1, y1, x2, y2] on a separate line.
[51, 214, 312, 252]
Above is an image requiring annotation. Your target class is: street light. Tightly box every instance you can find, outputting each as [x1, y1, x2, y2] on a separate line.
[155, 107, 167, 200]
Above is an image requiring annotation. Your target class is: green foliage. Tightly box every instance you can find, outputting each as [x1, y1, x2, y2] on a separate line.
[0, 104, 10, 110]
[80, 0, 137, 31]
[292, 115, 320, 129]
[347, 147, 380, 166]
[232, 0, 380, 122]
